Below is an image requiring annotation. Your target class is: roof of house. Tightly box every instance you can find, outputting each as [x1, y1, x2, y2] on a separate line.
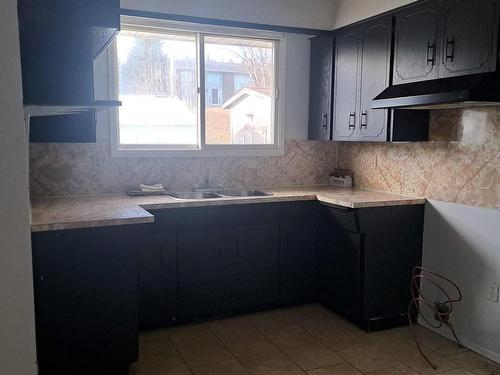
[222, 87, 273, 109]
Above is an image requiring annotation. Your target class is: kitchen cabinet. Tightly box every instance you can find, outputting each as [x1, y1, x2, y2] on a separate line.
[319, 205, 425, 331]
[31, 225, 141, 375]
[318, 229, 361, 321]
[322, 13, 430, 142]
[393, 1, 442, 85]
[332, 29, 360, 140]
[18, 0, 120, 143]
[308, 35, 335, 140]
[358, 19, 393, 140]
[177, 205, 282, 319]
[231, 224, 280, 311]
[393, 0, 499, 84]
[281, 202, 320, 304]
[332, 16, 392, 141]
[440, 0, 499, 77]
[138, 233, 178, 329]
[18, 0, 120, 105]
[31, 199, 426, 372]
[28, 112, 97, 143]
[178, 228, 231, 319]
[137, 209, 179, 329]
[230, 205, 281, 311]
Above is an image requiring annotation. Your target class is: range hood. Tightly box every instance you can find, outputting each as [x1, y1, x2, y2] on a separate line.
[372, 73, 500, 110]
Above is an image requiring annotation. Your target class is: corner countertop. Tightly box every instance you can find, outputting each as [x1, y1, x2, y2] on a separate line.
[30, 186, 426, 232]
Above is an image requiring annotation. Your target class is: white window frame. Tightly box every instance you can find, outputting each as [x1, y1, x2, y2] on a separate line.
[108, 15, 287, 157]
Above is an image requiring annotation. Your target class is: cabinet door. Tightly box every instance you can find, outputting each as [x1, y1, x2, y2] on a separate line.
[178, 229, 230, 318]
[358, 18, 392, 141]
[318, 229, 362, 323]
[32, 226, 139, 373]
[393, 2, 441, 84]
[332, 30, 361, 140]
[231, 224, 280, 310]
[137, 233, 178, 329]
[308, 36, 334, 140]
[281, 224, 318, 304]
[440, 0, 499, 77]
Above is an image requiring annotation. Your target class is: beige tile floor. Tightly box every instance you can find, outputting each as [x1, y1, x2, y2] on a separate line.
[130, 304, 500, 375]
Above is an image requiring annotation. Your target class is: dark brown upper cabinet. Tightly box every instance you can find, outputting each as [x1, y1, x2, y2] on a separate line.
[358, 19, 394, 140]
[393, 0, 500, 85]
[309, 14, 430, 143]
[440, 0, 499, 77]
[18, 0, 120, 143]
[332, 16, 395, 141]
[332, 29, 361, 140]
[308, 35, 335, 140]
[18, 0, 120, 106]
[393, 1, 442, 84]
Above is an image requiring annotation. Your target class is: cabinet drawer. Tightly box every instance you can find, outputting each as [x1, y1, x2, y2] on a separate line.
[179, 207, 230, 231]
[147, 209, 179, 234]
[283, 201, 319, 224]
[228, 204, 283, 226]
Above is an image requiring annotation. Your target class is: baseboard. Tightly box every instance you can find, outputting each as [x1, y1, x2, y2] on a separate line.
[419, 320, 500, 364]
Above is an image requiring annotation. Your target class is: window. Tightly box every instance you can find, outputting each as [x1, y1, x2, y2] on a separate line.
[115, 30, 198, 147]
[234, 74, 251, 91]
[109, 17, 285, 157]
[205, 73, 222, 107]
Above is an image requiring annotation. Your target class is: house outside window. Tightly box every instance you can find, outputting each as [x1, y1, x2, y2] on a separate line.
[109, 16, 286, 157]
[205, 73, 223, 106]
[234, 74, 252, 91]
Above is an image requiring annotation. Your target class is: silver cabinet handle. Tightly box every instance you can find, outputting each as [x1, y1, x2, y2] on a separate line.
[361, 111, 367, 129]
[322, 113, 328, 136]
[426, 41, 436, 65]
[446, 36, 455, 62]
[348, 112, 356, 129]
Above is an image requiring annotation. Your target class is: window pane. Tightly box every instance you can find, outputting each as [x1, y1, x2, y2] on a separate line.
[204, 36, 275, 145]
[117, 30, 198, 146]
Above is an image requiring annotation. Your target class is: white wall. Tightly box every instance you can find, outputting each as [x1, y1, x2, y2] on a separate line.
[121, 0, 338, 30]
[122, 0, 420, 32]
[284, 33, 310, 139]
[331, 0, 417, 29]
[0, 1, 38, 374]
[422, 200, 500, 363]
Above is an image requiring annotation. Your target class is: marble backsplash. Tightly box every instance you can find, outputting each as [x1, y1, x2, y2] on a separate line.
[30, 107, 500, 210]
[30, 139, 338, 198]
[338, 108, 500, 210]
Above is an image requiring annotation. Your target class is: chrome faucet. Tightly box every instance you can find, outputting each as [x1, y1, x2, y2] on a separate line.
[195, 174, 212, 192]
[202, 174, 211, 189]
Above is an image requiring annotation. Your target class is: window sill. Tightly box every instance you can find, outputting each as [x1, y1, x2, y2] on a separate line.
[110, 146, 285, 158]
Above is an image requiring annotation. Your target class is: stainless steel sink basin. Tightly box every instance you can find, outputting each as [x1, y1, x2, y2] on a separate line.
[217, 189, 273, 197]
[169, 192, 223, 200]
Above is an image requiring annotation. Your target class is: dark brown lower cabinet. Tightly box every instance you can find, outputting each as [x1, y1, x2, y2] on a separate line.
[178, 228, 232, 319]
[319, 229, 362, 321]
[280, 202, 321, 305]
[32, 225, 142, 375]
[177, 205, 282, 320]
[231, 224, 281, 311]
[31, 202, 425, 374]
[137, 232, 178, 329]
[319, 204, 425, 331]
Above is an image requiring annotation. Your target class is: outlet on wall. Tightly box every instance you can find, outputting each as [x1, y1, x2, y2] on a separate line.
[487, 283, 500, 303]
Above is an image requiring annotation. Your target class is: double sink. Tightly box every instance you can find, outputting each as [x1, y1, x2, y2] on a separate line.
[169, 189, 272, 200]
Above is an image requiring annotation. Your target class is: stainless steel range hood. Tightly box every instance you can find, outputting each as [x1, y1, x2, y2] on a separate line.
[372, 73, 500, 110]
